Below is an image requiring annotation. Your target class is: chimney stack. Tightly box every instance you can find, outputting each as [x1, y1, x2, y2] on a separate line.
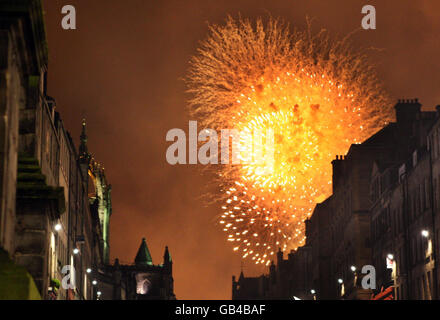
[394, 98, 421, 124]
[331, 155, 345, 192]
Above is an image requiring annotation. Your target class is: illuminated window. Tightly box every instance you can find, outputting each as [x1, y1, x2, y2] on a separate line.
[83, 274, 88, 300]
[135, 273, 151, 295]
[50, 232, 57, 278]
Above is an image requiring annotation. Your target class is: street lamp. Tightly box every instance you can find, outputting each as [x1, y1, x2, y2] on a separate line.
[338, 278, 343, 284]
[350, 265, 356, 272]
[310, 289, 316, 294]
[73, 248, 80, 255]
[54, 223, 62, 232]
[92, 280, 97, 286]
[421, 230, 429, 238]
[86, 268, 92, 273]
[387, 253, 394, 260]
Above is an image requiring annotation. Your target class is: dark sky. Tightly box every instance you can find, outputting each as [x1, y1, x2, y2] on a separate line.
[42, 0, 440, 299]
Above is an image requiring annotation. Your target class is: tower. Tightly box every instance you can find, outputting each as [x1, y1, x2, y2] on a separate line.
[81, 119, 112, 264]
[163, 246, 172, 272]
[162, 246, 174, 298]
[114, 238, 176, 299]
[135, 238, 153, 266]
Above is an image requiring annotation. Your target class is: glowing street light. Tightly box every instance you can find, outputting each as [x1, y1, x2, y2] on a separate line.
[421, 230, 429, 238]
[92, 280, 97, 286]
[338, 278, 343, 284]
[310, 289, 316, 294]
[350, 265, 356, 272]
[86, 268, 92, 273]
[73, 248, 80, 255]
[54, 223, 62, 231]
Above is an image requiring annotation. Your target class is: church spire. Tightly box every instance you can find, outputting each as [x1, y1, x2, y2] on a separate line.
[79, 119, 88, 154]
[164, 246, 172, 263]
[239, 270, 244, 281]
[79, 118, 90, 162]
[163, 246, 172, 273]
[135, 238, 153, 266]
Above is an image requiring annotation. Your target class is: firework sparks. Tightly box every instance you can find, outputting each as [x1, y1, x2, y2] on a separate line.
[187, 17, 392, 265]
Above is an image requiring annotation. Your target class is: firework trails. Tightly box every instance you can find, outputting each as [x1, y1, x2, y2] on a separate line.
[187, 17, 392, 265]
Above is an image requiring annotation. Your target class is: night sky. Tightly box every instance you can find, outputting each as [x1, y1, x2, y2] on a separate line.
[42, 0, 440, 299]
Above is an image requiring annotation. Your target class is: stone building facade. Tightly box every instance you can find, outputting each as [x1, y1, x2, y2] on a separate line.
[233, 99, 440, 300]
[0, 0, 107, 299]
[0, 0, 175, 300]
[370, 102, 440, 300]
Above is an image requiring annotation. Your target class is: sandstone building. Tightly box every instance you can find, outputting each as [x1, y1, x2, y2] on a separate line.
[233, 99, 440, 300]
[0, 0, 175, 300]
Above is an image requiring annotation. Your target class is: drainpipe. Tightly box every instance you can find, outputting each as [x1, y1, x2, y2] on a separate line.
[401, 170, 412, 299]
[428, 142, 438, 300]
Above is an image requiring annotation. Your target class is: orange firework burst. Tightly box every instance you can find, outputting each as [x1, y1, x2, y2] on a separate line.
[187, 16, 392, 265]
